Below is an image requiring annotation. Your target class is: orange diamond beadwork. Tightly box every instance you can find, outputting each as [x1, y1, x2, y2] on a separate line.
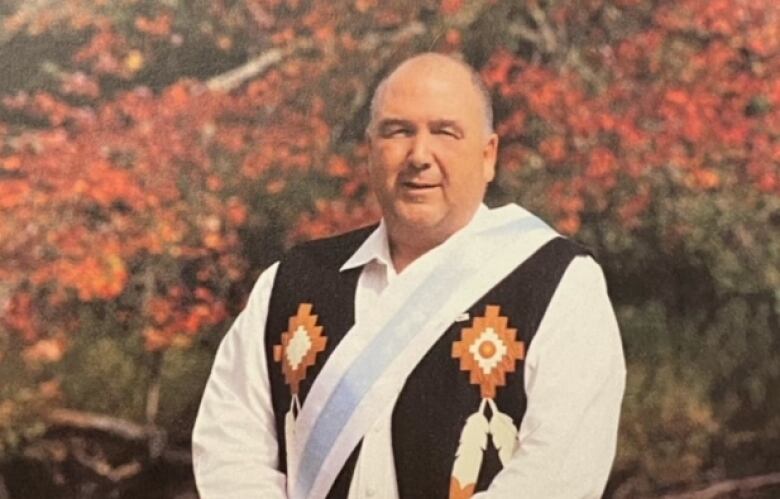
[273, 303, 327, 395]
[452, 305, 525, 399]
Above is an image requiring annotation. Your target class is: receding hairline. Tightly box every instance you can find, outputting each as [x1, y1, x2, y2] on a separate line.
[366, 53, 494, 137]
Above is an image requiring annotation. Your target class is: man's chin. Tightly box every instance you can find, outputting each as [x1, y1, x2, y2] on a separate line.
[392, 204, 446, 231]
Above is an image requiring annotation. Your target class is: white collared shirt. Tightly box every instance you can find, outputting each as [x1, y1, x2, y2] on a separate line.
[192, 206, 626, 498]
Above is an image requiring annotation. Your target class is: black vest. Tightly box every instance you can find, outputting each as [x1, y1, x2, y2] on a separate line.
[264, 225, 589, 498]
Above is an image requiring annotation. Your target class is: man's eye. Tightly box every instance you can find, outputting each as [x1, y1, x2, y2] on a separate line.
[436, 128, 460, 138]
[384, 127, 411, 137]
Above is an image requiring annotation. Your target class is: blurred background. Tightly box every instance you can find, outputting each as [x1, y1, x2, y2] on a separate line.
[0, 0, 778, 497]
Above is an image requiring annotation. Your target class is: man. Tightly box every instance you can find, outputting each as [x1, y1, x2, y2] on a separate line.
[192, 53, 625, 499]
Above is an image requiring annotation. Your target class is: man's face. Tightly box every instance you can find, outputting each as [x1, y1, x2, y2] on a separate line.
[367, 58, 498, 240]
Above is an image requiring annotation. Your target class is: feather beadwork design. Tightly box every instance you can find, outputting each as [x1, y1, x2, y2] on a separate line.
[487, 399, 518, 466]
[284, 395, 301, 489]
[450, 404, 490, 499]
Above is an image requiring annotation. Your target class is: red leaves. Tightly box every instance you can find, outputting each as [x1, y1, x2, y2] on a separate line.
[134, 14, 172, 37]
[0, 179, 30, 209]
[538, 137, 566, 163]
[487, 0, 780, 236]
[1, 0, 776, 356]
[60, 72, 101, 99]
[143, 287, 228, 351]
[440, 0, 465, 16]
[2, 293, 37, 342]
[54, 249, 128, 302]
[292, 198, 380, 243]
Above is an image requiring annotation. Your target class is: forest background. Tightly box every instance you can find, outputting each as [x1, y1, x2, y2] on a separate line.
[0, 0, 778, 498]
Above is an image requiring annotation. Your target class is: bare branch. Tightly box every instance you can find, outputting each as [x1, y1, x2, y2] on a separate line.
[661, 471, 780, 499]
[527, 0, 558, 54]
[507, 22, 544, 46]
[206, 47, 287, 92]
[70, 437, 143, 482]
[45, 408, 152, 441]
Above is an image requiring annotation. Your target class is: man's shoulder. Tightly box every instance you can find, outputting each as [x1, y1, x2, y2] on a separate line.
[291, 223, 378, 254]
[540, 236, 594, 262]
[282, 223, 379, 268]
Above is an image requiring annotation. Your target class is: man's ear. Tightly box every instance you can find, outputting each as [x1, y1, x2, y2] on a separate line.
[482, 133, 499, 182]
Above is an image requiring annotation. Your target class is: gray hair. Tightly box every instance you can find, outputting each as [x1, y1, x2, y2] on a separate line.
[366, 53, 495, 137]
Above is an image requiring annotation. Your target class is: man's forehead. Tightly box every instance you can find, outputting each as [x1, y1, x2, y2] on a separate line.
[376, 57, 480, 116]
[384, 55, 474, 92]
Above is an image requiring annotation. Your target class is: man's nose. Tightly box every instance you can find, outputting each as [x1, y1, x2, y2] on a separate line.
[407, 132, 433, 169]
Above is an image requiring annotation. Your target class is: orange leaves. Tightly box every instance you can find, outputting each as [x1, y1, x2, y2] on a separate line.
[134, 14, 172, 37]
[84, 160, 146, 208]
[2, 293, 37, 342]
[482, 49, 516, 88]
[142, 286, 228, 352]
[495, 110, 526, 140]
[292, 198, 380, 242]
[326, 156, 351, 178]
[440, 0, 464, 16]
[1, 154, 21, 170]
[22, 337, 68, 365]
[0, 180, 31, 209]
[488, 0, 779, 236]
[538, 136, 566, 163]
[60, 72, 101, 99]
[0, 0, 774, 366]
[74, 28, 130, 77]
[354, 0, 377, 13]
[586, 148, 617, 181]
[225, 197, 248, 226]
[688, 169, 721, 191]
[148, 298, 173, 325]
[162, 83, 192, 112]
[56, 250, 128, 302]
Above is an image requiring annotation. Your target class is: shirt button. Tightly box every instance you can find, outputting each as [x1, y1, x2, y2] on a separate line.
[366, 487, 376, 497]
[372, 424, 382, 434]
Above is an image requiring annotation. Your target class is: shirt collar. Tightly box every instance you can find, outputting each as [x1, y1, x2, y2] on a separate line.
[339, 204, 489, 273]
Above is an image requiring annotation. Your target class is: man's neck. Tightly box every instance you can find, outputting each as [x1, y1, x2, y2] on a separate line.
[386, 208, 484, 273]
[388, 232, 442, 273]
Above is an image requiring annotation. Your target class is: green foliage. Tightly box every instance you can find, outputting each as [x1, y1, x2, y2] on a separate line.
[0, 338, 48, 459]
[157, 340, 216, 442]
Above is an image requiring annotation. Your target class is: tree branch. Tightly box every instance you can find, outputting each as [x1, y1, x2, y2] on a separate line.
[70, 437, 143, 482]
[660, 471, 780, 499]
[45, 408, 153, 441]
[507, 22, 544, 46]
[527, 0, 558, 54]
[204, 0, 495, 97]
[206, 47, 288, 92]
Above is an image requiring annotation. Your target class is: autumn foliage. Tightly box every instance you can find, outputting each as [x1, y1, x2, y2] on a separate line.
[0, 0, 778, 497]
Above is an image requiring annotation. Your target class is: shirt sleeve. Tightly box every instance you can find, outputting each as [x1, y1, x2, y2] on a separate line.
[192, 262, 287, 498]
[474, 256, 626, 499]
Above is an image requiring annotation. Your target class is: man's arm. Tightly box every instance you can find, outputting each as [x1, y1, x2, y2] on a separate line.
[192, 262, 287, 498]
[475, 256, 626, 498]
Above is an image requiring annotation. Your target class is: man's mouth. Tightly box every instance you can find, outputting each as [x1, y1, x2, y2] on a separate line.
[401, 180, 439, 190]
